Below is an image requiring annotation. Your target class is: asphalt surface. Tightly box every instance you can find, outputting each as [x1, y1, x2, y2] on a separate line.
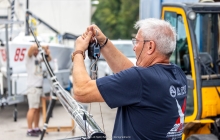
[0, 100, 116, 140]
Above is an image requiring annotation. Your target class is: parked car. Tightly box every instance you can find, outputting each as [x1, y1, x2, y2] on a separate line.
[97, 40, 136, 78]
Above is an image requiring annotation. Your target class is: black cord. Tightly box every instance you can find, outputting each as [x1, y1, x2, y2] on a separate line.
[100, 37, 108, 48]
[136, 42, 145, 65]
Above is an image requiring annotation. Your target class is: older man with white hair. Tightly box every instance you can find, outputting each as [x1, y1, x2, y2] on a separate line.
[72, 18, 187, 140]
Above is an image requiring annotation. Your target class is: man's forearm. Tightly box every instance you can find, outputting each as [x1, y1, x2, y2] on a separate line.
[101, 40, 134, 73]
[72, 54, 91, 96]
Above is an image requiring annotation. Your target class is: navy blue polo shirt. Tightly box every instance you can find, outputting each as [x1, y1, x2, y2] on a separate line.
[96, 64, 187, 140]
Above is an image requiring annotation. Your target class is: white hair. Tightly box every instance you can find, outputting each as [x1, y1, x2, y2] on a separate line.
[134, 18, 176, 56]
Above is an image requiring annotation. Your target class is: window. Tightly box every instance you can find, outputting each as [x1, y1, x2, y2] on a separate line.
[193, 13, 220, 75]
[164, 11, 193, 116]
[165, 12, 190, 74]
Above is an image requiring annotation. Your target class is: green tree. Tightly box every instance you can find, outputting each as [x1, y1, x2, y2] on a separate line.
[92, 0, 139, 39]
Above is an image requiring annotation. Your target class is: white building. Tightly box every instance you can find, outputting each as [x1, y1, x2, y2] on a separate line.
[0, 0, 91, 36]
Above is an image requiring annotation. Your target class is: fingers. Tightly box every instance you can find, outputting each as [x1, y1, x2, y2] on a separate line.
[90, 26, 106, 45]
[81, 24, 104, 44]
[81, 31, 90, 40]
[87, 25, 94, 33]
[85, 31, 93, 42]
[45, 49, 50, 55]
[82, 28, 91, 40]
[86, 24, 98, 37]
[92, 27, 99, 37]
[81, 33, 86, 40]
[45, 45, 49, 50]
[42, 45, 49, 50]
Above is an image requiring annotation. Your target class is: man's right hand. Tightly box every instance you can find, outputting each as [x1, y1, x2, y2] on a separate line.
[42, 45, 49, 51]
[82, 24, 107, 46]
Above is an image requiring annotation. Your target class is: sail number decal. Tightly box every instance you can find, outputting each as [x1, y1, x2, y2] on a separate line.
[14, 48, 26, 61]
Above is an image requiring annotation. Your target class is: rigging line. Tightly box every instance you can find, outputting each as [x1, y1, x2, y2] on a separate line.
[90, 55, 105, 133]
[99, 102, 105, 133]
[88, 59, 92, 117]
[90, 57, 99, 73]
[64, 128, 75, 139]
[89, 103, 91, 117]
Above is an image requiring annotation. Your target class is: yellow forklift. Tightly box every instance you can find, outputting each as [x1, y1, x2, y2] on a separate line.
[161, 1, 220, 139]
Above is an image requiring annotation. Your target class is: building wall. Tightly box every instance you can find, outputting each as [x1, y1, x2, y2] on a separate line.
[0, 0, 91, 36]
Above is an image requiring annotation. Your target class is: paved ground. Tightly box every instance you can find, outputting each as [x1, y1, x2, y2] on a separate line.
[0, 101, 116, 140]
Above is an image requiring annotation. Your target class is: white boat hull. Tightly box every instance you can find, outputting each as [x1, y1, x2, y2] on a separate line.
[0, 41, 73, 97]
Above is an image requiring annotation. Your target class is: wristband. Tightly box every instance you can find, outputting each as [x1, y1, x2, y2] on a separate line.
[71, 50, 85, 62]
[100, 37, 108, 48]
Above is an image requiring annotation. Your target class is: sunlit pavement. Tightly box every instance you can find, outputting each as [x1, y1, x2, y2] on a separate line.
[0, 101, 116, 140]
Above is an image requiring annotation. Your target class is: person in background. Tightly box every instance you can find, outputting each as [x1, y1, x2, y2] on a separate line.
[72, 18, 187, 140]
[25, 44, 51, 137]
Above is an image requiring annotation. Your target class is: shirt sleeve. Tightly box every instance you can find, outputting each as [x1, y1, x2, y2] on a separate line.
[24, 51, 30, 65]
[96, 67, 142, 108]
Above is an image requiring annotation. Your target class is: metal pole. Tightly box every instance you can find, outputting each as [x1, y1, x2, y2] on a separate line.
[26, 0, 29, 9]
[5, 24, 11, 97]
[40, 92, 57, 140]
[10, 0, 15, 41]
[25, 0, 30, 35]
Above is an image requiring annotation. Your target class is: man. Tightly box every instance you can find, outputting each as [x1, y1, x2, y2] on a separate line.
[25, 44, 51, 137]
[72, 18, 187, 140]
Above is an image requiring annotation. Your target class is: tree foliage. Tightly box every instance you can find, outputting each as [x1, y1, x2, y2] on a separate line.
[92, 0, 139, 39]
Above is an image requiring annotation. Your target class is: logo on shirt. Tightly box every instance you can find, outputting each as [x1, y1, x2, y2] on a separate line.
[166, 97, 187, 139]
[169, 85, 186, 98]
[169, 86, 176, 97]
[34, 59, 43, 76]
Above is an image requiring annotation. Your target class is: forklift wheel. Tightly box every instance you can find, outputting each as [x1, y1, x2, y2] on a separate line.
[186, 134, 218, 140]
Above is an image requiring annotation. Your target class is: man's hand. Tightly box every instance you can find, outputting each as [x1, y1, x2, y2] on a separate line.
[82, 24, 106, 46]
[42, 45, 49, 51]
[75, 31, 93, 51]
[44, 47, 50, 55]
[42, 45, 52, 61]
